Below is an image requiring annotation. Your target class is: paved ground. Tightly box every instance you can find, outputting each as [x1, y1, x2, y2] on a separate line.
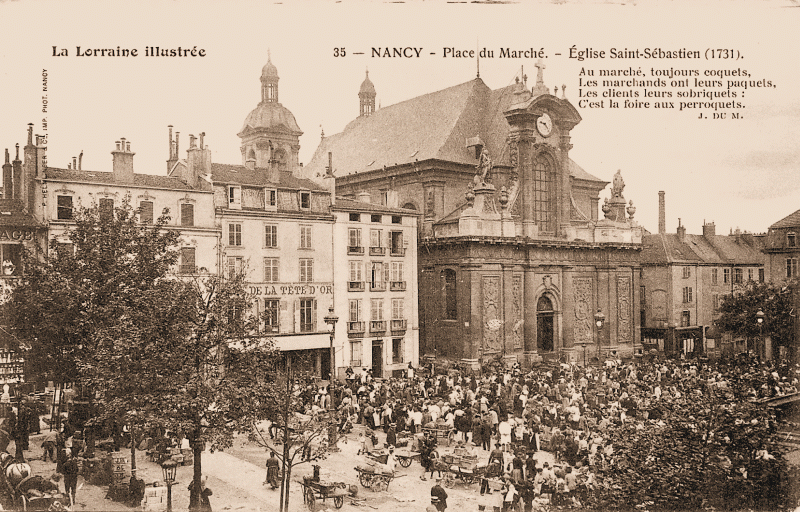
[16, 427, 554, 511]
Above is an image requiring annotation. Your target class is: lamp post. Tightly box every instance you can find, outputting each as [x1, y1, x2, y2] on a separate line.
[161, 458, 178, 512]
[756, 309, 765, 361]
[323, 305, 339, 385]
[594, 309, 606, 362]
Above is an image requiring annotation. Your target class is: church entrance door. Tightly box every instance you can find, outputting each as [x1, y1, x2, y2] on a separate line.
[537, 296, 554, 352]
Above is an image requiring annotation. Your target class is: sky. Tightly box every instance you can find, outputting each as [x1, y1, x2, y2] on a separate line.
[0, 0, 798, 236]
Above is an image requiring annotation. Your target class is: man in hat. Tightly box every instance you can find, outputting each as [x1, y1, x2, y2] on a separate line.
[386, 423, 397, 448]
[431, 477, 448, 511]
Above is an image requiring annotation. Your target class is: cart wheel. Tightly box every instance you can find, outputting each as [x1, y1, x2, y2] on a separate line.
[372, 476, 389, 492]
[334, 495, 344, 509]
[442, 472, 455, 488]
[399, 457, 412, 468]
[359, 472, 371, 488]
[305, 487, 315, 510]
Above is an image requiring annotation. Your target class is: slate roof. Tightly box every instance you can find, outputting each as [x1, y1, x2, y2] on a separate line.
[641, 232, 765, 265]
[45, 168, 205, 191]
[305, 77, 604, 183]
[209, 163, 326, 191]
[333, 197, 420, 216]
[0, 199, 43, 227]
[769, 208, 800, 230]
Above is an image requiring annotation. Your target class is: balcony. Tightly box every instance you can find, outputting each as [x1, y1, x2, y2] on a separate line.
[350, 360, 362, 367]
[369, 246, 386, 256]
[180, 265, 196, 275]
[390, 281, 406, 291]
[370, 320, 386, 334]
[390, 247, 406, 257]
[263, 325, 279, 334]
[370, 281, 386, 292]
[348, 281, 365, 292]
[348, 321, 366, 337]
[348, 245, 365, 255]
[390, 319, 407, 333]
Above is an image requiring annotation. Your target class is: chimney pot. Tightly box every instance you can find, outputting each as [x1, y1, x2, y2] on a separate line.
[658, 190, 666, 235]
[72, 157, 77, 169]
[116, 141, 121, 151]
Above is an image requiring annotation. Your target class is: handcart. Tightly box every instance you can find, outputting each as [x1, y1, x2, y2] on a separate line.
[422, 425, 455, 446]
[366, 449, 420, 468]
[299, 477, 348, 510]
[354, 465, 396, 492]
[440, 454, 484, 488]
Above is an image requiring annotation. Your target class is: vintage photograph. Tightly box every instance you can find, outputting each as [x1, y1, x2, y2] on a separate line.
[0, 0, 798, 510]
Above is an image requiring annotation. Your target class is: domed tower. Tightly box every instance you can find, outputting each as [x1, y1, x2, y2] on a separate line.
[359, 70, 376, 117]
[238, 52, 303, 175]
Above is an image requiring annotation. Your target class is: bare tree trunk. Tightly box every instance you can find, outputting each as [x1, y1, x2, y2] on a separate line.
[279, 355, 290, 512]
[130, 424, 136, 474]
[190, 439, 202, 510]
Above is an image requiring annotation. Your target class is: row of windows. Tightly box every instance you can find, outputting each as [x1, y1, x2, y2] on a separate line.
[349, 298, 405, 322]
[57, 196, 198, 227]
[227, 256, 314, 282]
[349, 261, 405, 290]
[227, 186, 280, 210]
[348, 213, 403, 224]
[709, 267, 764, 285]
[348, 338, 405, 366]
[228, 223, 313, 249]
[348, 228, 406, 256]
[254, 297, 317, 333]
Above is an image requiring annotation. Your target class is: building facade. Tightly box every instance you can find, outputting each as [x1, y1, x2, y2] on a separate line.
[764, 208, 800, 284]
[331, 195, 419, 379]
[640, 192, 765, 358]
[305, 65, 643, 367]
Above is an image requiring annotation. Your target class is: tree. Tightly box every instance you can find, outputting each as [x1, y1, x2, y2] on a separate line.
[247, 353, 338, 512]
[588, 379, 795, 510]
[716, 281, 795, 358]
[7, 197, 280, 510]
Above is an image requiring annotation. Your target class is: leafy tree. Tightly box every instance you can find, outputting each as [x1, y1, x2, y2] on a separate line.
[248, 353, 338, 512]
[7, 198, 280, 510]
[716, 281, 795, 358]
[589, 382, 795, 510]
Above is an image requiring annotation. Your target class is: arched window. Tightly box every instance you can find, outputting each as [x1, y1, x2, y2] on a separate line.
[442, 269, 457, 320]
[532, 155, 555, 233]
[402, 202, 417, 211]
[537, 295, 554, 352]
[247, 148, 256, 161]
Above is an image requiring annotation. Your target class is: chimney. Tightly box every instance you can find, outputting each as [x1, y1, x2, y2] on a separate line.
[2, 149, 11, 200]
[702, 221, 716, 238]
[78, 151, 83, 170]
[358, 191, 371, 203]
[677, 218, 686, 242]
[72, 157, 77, 170]
[166, 125, 178, 172]
[658, 191, 665, 234]
[112, 138, 135, 184]
[12, 144, 23, 204]
[185, 133, 209, 188]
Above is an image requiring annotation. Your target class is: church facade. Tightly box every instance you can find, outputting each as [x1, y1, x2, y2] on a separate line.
[305, 64, 644, 367]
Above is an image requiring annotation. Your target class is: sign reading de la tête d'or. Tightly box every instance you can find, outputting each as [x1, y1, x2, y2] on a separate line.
[250, 284, 334, 297]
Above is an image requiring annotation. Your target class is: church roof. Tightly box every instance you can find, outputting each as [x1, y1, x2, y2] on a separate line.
[210, 163, 326, 191]
[45, 167, 205, 191]
[240, 102, 302, 136]
[359, 71, 376, 95]
[305, 77, 603, 183]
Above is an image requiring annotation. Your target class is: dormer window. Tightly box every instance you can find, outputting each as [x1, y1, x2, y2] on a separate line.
[228, 186, 242, 209]
[299, 192, 311, 210]
[264, 188, 277, 210]
[789, 232, 796, 247]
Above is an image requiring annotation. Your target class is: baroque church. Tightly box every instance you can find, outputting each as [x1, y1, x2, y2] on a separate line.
[304, 62, 644, 368]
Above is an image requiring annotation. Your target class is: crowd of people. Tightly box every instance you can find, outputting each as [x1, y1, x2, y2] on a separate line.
[320, 352, 797, 511]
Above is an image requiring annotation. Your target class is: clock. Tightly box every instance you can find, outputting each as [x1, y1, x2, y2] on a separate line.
[537, 113, 553, 137]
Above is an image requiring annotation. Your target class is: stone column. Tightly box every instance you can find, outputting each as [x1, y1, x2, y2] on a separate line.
[558, 132, 573, 237]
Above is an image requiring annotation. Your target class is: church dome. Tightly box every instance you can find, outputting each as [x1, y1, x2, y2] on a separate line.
[240, 102, 301, 134]
[359, 70, 375, 95]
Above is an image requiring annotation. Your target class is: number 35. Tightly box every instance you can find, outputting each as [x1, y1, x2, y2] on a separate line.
[334, 48, 346, 57]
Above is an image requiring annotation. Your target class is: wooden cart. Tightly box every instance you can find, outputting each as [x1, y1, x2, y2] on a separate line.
[299, 478, 348, 510]
[423, 425, 455, 446]
[366, 449, 420, 468]
[354, 465, 396, 492]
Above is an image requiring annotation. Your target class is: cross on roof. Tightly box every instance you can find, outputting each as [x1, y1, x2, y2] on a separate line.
[535, 58, 546, 85]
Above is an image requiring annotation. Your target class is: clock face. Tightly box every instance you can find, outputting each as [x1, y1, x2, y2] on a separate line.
[537, 113, 553, 137]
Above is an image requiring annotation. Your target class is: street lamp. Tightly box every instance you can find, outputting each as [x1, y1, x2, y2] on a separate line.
[594, 309, 606, 362]
[756, 309, 765, 361]
[161, 458, 178, 512]
[323, 305, 339, 384]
